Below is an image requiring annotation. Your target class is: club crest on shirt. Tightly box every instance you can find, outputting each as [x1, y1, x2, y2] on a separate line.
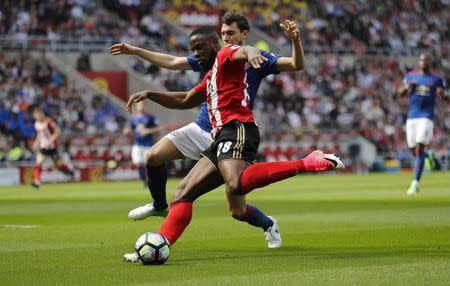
[416, 85, 430, 96]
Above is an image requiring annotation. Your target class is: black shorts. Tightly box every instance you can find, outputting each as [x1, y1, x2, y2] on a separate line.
[40, 148, 58, 159]
[201, 121, 260, 168]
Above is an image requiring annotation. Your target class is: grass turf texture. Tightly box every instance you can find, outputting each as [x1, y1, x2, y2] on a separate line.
[1, 172, 450, 286]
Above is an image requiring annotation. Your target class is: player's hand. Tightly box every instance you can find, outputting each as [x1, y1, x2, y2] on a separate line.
[126, 92, 148, 114]
[280, 20, 300, 41]
[408, 81, 417, 89]
[247, 48, 268, 69]
[108, 42, 137, 55]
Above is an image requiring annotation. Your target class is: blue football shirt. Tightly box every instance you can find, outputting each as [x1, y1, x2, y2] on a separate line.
[402, 71, 445, 120]
[130, 114, 159, 147]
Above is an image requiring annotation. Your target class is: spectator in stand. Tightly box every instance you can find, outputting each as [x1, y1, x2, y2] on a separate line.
[76, 52, 92, 71]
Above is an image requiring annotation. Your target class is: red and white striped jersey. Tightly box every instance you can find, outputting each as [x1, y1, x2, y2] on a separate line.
[194, 44, 254, 130]
[34, 117, 58, 149]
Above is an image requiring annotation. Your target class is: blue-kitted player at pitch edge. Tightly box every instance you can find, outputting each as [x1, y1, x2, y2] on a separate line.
[123, 101, 161, 187]
[396, 53, 449, 195]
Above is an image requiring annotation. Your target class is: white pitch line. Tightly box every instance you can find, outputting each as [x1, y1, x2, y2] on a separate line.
[3, 224, 41, 229]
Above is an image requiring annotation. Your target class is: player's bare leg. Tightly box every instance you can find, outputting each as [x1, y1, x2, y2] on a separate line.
[53, 154, 75, 180]
[146, 137, 185, 166]
[170, 157, 223, 203]
[128, 138, 184, 220]
[220, 159, 282, 248]
[234, 150, 344, 196]
[159, 157, 223, 243]
[125, 156, 222, 262]
[226, 191, 282, 248]
[32, 152, 45, 188]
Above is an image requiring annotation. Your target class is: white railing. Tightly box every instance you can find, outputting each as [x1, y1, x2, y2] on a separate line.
[0, 34, 427, 56]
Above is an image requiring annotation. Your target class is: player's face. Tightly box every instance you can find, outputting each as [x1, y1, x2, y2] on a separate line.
[135, 101, 144, 114]
[33, 110, 44, 121]
[189, 35, 218, 70]
[419, 54, 430, 71]
[221, 22, 248, 45]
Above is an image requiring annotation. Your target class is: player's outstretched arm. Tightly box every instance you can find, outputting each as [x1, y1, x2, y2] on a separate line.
[138, 125, 162, 136]
[233, 46, 268, 69]
[126, 89, 205, 113]
[108, 43, 192, 70]
[276, 20, 305, 72]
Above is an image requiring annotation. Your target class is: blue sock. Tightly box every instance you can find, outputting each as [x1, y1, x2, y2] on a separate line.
[146, 164, 168, 211]
[244, 204, 273, 231]
[414, 153, 425, 182]
[138, 166, 146, 183]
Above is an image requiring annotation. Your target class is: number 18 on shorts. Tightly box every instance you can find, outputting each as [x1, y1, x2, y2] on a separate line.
[202, 121, 260, 167]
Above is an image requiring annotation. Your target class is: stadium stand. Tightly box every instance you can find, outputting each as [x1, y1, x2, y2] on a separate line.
[0, 0, 449, 174]
[166, 0, 448, 56]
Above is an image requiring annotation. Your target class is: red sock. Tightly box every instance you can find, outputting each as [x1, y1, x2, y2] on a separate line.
[159, 202, 193, 245]
[239, 160, 305, 195]
[34, 165, 42, 183]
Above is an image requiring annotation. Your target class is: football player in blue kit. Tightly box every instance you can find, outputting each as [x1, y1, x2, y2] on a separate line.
[123, 101, 161, 186]
[397, 53, 449, 195]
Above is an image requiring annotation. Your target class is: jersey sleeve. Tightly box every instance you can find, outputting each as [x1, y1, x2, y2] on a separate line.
[194, 73, 208, 95]
[47, 118, 57, 133]
[187, 55, 202, 72]
[436, 77, 445, 89]
[220, 45, 242, 62]
[258, 51, 280, 76]
[147, 115, 159, 127]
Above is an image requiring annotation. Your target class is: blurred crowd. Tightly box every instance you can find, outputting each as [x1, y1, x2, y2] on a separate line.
[0, 0, 196, 92]
[253, 55, 449, 156]
[2, 0, 448, 57]
[0, 53, 124, 162]
[0, 0, 188, 52]
[158, 0, 449, 57]
[0, 1, 449, 169]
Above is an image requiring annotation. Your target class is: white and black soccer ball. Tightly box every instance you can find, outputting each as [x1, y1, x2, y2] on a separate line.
[134, 232, 170, 265]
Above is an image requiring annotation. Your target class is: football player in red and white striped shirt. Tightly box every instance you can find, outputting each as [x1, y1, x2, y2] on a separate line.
[125, 21, 344, 252]
[31, 107, 74, 188]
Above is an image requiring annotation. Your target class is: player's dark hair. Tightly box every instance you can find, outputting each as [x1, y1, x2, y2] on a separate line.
[189, 27, 219, 41]
[222, 11, 250, 32]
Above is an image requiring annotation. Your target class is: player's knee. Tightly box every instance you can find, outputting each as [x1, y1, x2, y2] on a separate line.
[145, 148, 160, 166]
[229, 208, 246, 221]
[225, 179, 241, 195]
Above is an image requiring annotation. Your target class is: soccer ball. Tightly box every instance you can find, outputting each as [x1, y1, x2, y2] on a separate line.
[134, 232, 170, 265]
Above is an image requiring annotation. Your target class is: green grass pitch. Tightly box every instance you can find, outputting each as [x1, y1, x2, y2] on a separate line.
[1, 172, 450, 286]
